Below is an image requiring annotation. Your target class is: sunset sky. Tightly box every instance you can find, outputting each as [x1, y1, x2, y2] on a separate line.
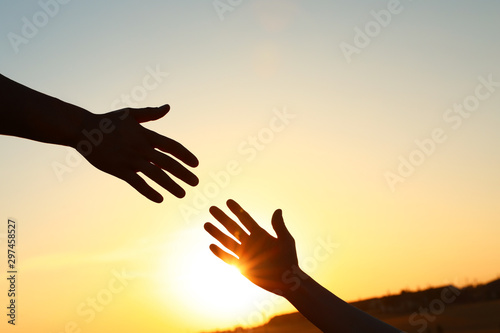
[1, 1, 499, 332]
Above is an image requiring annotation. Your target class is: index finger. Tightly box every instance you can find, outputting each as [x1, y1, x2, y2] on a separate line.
[209, 206, 248, 238]
[226, 200, 261, 233]
[147, 130, 199, 168]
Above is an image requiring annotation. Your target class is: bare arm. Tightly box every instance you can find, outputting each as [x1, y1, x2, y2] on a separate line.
[0, 73, 199, 202]
[0, 73, 88, 146]
[205, 200, 402, 333]
[284, 270, 401, 332]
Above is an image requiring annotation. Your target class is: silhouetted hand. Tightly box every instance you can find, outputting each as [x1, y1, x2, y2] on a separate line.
[1, 74, 199, 203]
[205, 199, 298, 294]
[204, 201, 403, 333]
[78, 105, 199, 203]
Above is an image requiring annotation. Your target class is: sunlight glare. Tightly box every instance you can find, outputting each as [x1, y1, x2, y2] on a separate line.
[156, 228, 267, 326]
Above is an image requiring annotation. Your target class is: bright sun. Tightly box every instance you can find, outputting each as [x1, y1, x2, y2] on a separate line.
[156, 227, 272, 328]
[181, 250, 257, 312]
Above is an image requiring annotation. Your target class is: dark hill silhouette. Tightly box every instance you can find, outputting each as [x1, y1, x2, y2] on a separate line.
[203, 278, 500, 333]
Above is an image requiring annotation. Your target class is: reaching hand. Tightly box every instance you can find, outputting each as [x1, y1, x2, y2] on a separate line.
[77, 105, 199, 203]
[204, 199, 298, 294]
[205, 201, 403, 333]
[0, 74, 198, 203]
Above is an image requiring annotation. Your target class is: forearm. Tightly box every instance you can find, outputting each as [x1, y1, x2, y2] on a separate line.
[0, 73, 91, 147]
[284, 270, 401, 333]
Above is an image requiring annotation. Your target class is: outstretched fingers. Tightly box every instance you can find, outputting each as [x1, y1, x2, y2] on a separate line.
[149, 150, 199, 186]
[129, 105, 170, 123]
[121, 172, 163, 203]
[140, 162, 186, 198]
[227, 200, 261, 234]
[209, 206, 248, 240]
[271, 209, 294, 241]
[204, 222, 240, 254]
[148, 131, 199, 168]
[209, 244, 238, 266]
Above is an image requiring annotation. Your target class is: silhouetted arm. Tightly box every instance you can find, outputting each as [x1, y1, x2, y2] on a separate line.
[205, 200, 401, 333]
[284, 271, 401, 332]
[0, 73, 199, 202]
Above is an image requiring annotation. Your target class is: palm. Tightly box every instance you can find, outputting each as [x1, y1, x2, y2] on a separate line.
[205, 200, 298, 294]
[77, 106, 199, 203]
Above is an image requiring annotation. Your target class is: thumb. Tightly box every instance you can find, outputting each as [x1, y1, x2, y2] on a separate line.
[271, 209, 293, 241]
[130, 104, 170, 123]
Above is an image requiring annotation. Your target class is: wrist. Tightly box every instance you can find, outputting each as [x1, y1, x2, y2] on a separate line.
[27, 93, 94, 148]
[65, 106, 96, 149]
[280, 265, 311, 300]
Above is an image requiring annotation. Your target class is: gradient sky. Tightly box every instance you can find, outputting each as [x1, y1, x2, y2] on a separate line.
[1, 1, 500, 332]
